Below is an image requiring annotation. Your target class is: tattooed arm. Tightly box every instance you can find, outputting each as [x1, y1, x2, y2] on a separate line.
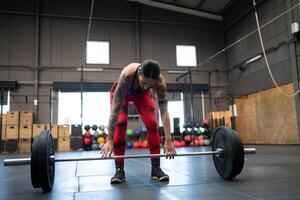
[156, 79, 171, 142]
[107, 73, 130, 140]
[156, 77, 176, 159]
[102, 73, 130, 157]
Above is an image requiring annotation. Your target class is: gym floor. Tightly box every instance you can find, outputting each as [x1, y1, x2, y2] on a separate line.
[1, 145, 300, 200]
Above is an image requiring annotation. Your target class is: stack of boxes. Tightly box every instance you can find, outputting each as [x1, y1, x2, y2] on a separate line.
[58, 125, 70, 152]
[19, 111, 33, 153]
[1, 111, 80, 153]
[5, 111, 19, 153]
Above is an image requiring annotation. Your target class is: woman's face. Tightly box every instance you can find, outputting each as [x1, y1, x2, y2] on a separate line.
[138, 74, 157, 90]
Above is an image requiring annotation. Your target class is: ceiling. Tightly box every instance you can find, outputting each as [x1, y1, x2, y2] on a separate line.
[153, 0, 236, 15]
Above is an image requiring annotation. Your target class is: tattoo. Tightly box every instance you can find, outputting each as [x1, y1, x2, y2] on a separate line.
[107, 74, 130, 139]
[156, 84, 168, 112]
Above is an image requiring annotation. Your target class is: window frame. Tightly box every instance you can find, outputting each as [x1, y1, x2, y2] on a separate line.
[86, 40, 111, 65]
[175, 44, 197, 67]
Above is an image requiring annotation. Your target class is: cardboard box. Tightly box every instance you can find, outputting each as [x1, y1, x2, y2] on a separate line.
[46, 124, 58, 139]
[58, 125, 70, 138]
[33, 124, 46, 138]
[6, 111, 19, 125]
[19, 124, 32, 139]
[58, 137, 70, 152]
[20, 111, 33, 125]
[18, 139, 32, 153]
[6, 125, 19, 139]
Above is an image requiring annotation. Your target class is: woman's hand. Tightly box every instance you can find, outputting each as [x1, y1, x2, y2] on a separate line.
[163, 140, 176, 159]
[101, 139, 114, 158]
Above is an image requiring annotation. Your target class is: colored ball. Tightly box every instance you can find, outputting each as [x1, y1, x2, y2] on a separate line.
[92, 144, 99, 150]
[84, 131, 92, 138]
[203, 139, 211, 146]
[196, 129, 202, 135]
[180, 141, 186, 147]
[92, 124, 98, 131]
[127, 141, 133, 149]
[142, 140, 149, 148]
[97, 137, 105, 144]
[127, 129, 134, 136]
[83, 137, 91, 145]
[84, 125, 91, 131]
[99, 125, 105, 131]
[133, 141, 140, 148]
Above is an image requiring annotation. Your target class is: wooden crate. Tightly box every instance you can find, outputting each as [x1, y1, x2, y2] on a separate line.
[46, 124, 58, 139]
[58, 125, 70, 138]
[18, 139, 32, 153]
[58, 137, 70, 152]
[20, 111, 33, 125]
[6, 125, 19, 139]
[33, 124, 46, 138]
[6, 111, 19, 125]
[19, 124, 32, 139]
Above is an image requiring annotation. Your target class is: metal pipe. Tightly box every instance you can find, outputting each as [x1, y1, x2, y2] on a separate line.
[0, 10, 219, 27]
[135, 3, 141, 62]
[34, 0, 40, 123]
[3, 148, 256, 166]
[127, 0, 223, 21]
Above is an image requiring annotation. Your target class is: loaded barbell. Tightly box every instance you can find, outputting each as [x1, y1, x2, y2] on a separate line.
[3, 126, 256, 192]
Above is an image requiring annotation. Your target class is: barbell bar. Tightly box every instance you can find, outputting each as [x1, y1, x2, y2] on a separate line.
[2, 126, 256, 192]
[3, 148, 256, 166]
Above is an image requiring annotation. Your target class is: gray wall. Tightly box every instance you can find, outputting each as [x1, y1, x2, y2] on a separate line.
[0, 0, 227, 123]
[224, 0, 299, 95]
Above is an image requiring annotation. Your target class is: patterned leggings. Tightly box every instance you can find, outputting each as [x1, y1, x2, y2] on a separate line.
[110, 81, 160, 168]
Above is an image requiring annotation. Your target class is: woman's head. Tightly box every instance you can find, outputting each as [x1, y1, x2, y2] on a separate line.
[138, 60, 161, 90]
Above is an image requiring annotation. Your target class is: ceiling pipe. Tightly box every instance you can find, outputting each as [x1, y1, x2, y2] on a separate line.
[127, 0, 223, 21]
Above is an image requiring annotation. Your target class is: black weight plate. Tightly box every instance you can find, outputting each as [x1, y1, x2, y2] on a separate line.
[31, 135, 40, 188]
[38, 130, 55, 192]
[212, 126, 244, 180]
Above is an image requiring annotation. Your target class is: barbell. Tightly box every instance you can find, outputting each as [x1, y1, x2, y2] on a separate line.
[3, 126, 256, 192]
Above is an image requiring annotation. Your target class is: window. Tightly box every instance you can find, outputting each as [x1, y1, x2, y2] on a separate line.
[86, 41, 110, 64]
[58, 92, 110, 126]
[176, 45, 197, 67]
[1, 91, 10, 114]
[158, 93, 184, 133]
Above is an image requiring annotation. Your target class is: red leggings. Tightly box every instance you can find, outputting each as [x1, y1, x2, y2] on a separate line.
[110, 82, 161, 166]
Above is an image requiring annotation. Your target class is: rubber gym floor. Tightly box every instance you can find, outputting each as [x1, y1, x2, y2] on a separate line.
[0, 145, 300, 200]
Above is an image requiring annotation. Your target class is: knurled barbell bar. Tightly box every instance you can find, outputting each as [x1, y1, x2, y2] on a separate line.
[3, 126, 256, 192]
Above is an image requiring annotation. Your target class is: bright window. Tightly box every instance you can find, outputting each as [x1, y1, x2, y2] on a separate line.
[86, 41, 110, 64]
[1, 91, 10, 114]
[58, 92, 110, 127]
[158, 93, 184, 133]
[176, 45, 197, 67]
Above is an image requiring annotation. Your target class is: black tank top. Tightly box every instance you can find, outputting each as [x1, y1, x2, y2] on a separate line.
[127, 65, 143, 96]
